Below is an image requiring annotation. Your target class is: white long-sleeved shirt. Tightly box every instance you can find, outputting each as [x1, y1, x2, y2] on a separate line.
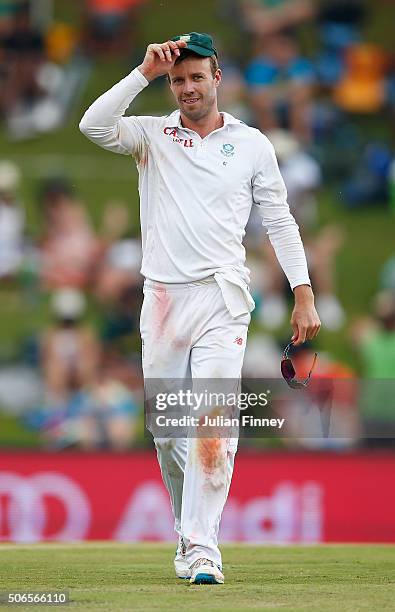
[79, 68, 310, 315]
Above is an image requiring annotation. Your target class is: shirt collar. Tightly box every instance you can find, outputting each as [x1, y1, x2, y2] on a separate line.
[163, 110, 241, 129]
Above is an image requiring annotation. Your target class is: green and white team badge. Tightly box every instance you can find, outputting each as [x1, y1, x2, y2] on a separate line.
[221, 143, 235, 157]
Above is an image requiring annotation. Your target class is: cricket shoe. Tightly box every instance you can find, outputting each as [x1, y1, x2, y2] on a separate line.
[174, 536, 190, 579]
[189, 558, 224, 585]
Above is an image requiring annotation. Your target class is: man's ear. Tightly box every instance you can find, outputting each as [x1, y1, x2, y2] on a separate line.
[214, 68, 222, 87]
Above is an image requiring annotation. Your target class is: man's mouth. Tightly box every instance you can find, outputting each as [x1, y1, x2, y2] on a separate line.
[182, 98, 200, 105]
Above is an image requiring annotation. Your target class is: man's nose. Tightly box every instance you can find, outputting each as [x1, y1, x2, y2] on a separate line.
[182, 79, 196, 95]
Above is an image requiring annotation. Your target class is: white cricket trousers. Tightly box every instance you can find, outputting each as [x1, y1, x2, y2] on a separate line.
[140, 277, 250, 568]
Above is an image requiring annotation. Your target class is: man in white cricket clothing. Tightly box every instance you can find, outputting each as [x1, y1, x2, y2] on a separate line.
[79, 32, 321, 585]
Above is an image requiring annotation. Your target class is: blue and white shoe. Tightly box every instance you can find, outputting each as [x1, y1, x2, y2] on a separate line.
[174, 537, 190, 579]
[189, 558, 224, 585]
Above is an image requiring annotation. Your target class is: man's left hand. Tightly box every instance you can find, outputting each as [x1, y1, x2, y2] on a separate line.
[291, 285, 321, 345]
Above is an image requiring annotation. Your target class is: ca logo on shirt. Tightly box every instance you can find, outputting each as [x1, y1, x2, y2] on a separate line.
[221, 143, 235, 157]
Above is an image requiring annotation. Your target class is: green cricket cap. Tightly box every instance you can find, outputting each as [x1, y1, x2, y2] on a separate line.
[171, 32, 218, 58]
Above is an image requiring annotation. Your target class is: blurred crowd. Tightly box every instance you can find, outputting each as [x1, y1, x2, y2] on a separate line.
[217, 0, 395, 372]
[0, 163, 143, 449]
[0, 0, 145, 139]
[220, 0, 395, 211]
[0, 0, 395, 449]
[224, 0, 395, 444]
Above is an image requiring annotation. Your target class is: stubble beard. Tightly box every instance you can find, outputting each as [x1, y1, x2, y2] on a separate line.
[181, 105, 208, 122]
[179, 91, 216, 123]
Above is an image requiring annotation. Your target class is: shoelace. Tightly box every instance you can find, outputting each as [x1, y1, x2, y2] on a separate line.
[192, 558, 214, 570]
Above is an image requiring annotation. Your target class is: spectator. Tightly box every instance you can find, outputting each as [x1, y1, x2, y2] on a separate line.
[265, 128, 321, 224]
[0, 2, 88, 139]
[242, 332, 282, 377]
[0, 0, 20, 71]
[74, 362, 140, 450]
[41, 288, 100, 403]
[45, 22, 79, 65]
[95, 199, 142, 302]
[315, 0, 365, 87]
[96, 200, 143, 383]
[245, 29, 315, 141]
[353, 290, 395, 379]
[0, 2, 45, 120]
[84, 0, 145, 56]
[342, 141, 391, 208]
[333, 44, 388, 114]
[0, 0, 19, 36]
[40, 357, 140, 450]
[35, 285, 142, 450]
[39, 179, 101, 290]
[0, 160, 24, 280]
[99, 283, 143, 392]
[96, 238, 142, 300]
[351, 291, 395, 435]
[240, 0, 315, 41]
[217, 52, 252, 125]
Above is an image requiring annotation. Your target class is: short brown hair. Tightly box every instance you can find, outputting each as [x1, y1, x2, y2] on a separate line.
[173, 50, 219, 78]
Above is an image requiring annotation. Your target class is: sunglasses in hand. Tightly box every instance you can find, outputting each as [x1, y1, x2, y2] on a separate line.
[281, 341, 318, 389]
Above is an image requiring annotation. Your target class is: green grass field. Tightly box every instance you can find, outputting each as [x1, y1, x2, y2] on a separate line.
[0, 543, 394, 611]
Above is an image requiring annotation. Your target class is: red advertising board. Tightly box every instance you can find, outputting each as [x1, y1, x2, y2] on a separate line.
[0, 452, 394, 543]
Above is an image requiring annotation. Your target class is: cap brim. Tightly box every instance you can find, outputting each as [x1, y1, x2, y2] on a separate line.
[184, 44, 215, 57]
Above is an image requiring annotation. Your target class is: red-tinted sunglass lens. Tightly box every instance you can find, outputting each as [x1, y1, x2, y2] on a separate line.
[281, 358, 295, 381]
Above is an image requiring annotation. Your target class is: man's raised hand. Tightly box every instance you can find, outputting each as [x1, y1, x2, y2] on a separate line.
[138, 40, 187, 82]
